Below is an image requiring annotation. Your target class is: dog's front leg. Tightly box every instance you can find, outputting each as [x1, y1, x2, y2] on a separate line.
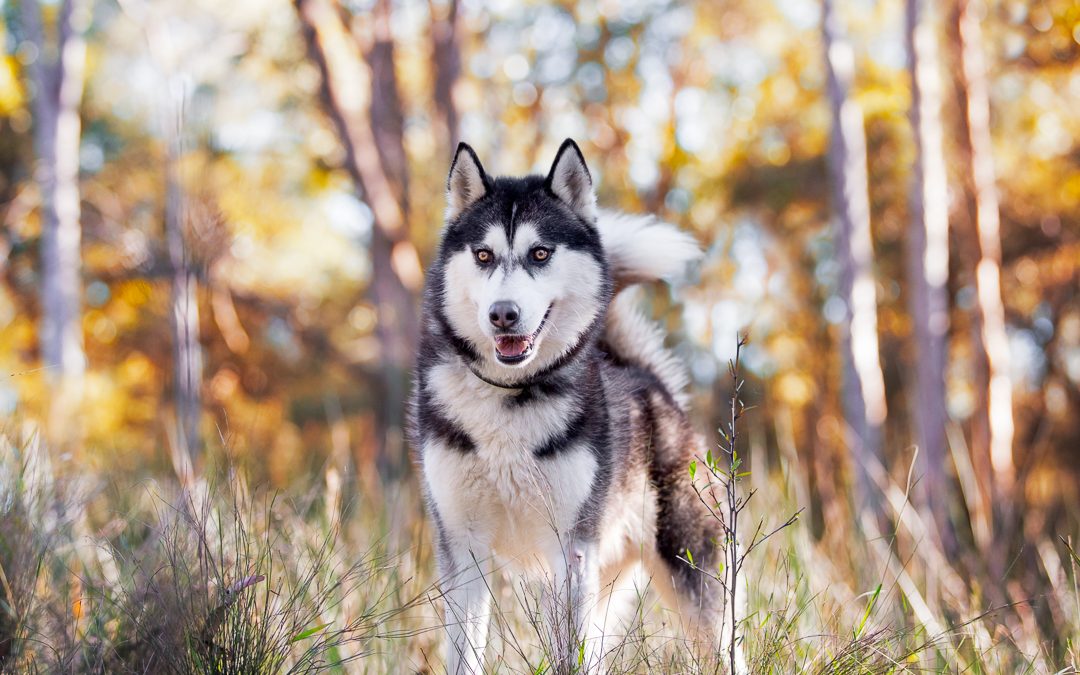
[544, 538, 601, 674]
[438, 538, 493, 675]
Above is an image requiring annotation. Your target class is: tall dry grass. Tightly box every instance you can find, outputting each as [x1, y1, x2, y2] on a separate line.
[1, 414, 1077, 673]
[0, 429, 438, 673]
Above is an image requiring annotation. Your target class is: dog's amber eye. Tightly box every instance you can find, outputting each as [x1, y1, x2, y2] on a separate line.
[530, 247, 551, 262]
[474, 249, 493, 264]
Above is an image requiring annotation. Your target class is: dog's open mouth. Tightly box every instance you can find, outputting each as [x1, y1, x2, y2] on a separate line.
[493, 306, 552, 364]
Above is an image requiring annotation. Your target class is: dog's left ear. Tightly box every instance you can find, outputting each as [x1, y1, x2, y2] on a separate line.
[545, 139, 596, 222]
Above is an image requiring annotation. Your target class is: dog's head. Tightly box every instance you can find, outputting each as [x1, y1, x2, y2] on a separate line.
[433, 139, 611, 377]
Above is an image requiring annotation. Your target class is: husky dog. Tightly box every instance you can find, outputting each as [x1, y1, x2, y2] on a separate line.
[410, 140, 735, 673]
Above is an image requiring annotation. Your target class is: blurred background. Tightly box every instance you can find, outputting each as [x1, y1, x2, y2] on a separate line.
[1, 0, 1078, 667]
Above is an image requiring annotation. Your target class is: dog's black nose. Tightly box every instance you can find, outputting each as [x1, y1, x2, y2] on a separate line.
[488, 301, 520, 329]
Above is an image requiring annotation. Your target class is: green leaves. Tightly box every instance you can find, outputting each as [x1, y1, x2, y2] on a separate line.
[291, 622, 332, 643]
[855, 584, 882, 640]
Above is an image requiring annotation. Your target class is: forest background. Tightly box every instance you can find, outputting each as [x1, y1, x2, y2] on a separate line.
[0, 0, 1078, 671]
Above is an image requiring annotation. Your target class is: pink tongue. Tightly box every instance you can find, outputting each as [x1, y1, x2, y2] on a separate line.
[495, 336, 530, 357]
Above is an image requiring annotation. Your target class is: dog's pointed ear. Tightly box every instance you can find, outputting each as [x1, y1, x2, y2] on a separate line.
[446, 143, 489, 221]
[545, 139, 596, 221]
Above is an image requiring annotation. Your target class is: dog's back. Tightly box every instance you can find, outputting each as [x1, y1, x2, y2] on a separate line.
[589, 211, 738, 644]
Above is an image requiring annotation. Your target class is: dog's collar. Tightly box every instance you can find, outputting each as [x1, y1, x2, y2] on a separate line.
[466, 364, 529, 390]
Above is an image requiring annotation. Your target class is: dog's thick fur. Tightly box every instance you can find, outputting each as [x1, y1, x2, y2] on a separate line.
[410, 140, 735, 673]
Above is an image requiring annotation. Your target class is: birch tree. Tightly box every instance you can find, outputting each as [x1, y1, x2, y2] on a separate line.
[952, 0, 1015, 534]
[165, 89, 202, 471]
[114, 0, 211, 471]
[905, 0, 954, 550]
[821, 0, 888, 521]
[23, 0, 90, 439]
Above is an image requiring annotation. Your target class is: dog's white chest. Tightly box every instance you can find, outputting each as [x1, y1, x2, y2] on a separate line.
[422, 362, 597, 563]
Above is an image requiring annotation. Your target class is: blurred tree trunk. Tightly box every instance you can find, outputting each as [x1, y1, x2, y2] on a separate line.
[821, 0, 888, 525]
[366, 0, 419, 480]
[429, 0, 461, 151]
[23, 0, 89, 445]
[951, 0, 1015, 540]
[368, 0, 409, 211]
[296, 0, 421, 481]
[113, 0, 205, 476]
[165, 86, 202, 473]
[905, 0, 955, 553]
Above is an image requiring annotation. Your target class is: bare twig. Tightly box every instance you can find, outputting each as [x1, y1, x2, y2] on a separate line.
[683, 335, 802, 673]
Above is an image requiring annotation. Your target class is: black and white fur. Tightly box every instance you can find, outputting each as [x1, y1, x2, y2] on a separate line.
[410, 140, 739, 673]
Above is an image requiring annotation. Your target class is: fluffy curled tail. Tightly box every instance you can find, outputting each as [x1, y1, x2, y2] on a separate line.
[597, 209, 700, 407]
[595, 208, 702, 287]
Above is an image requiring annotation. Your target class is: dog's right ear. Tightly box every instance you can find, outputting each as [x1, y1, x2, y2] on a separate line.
[446, 142, 490, 221]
